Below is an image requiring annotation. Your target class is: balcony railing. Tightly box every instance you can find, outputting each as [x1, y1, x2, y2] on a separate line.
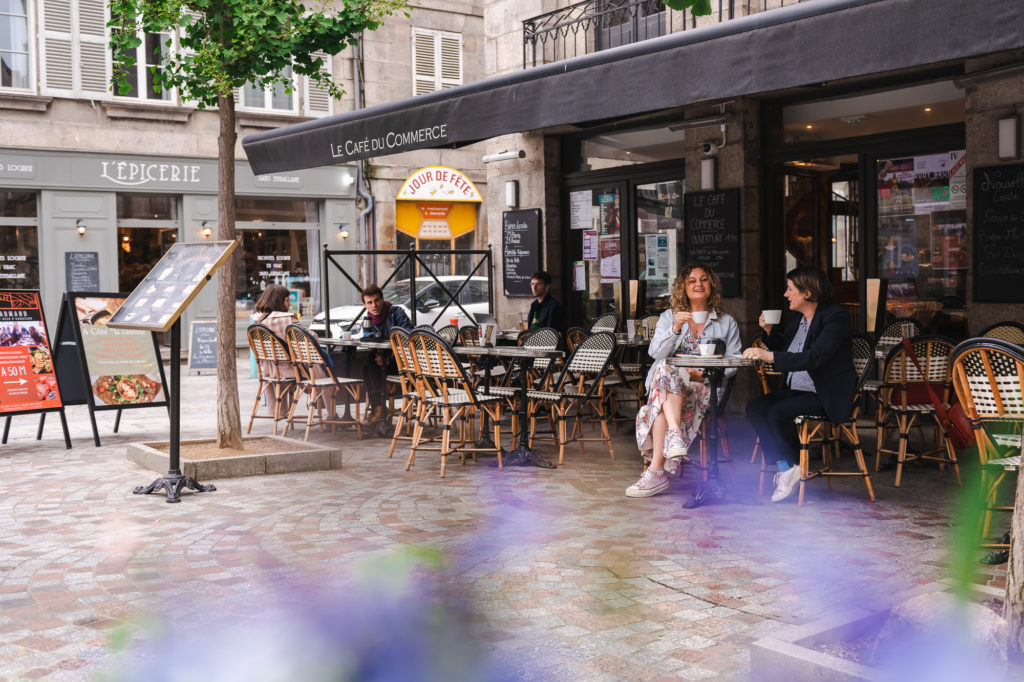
[523, 0, 805, 69]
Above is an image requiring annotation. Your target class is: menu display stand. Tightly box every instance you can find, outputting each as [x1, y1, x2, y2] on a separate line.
[45, 293, 170, 446]
[107, 241, 238, 503]
[0, 290, 71, 449]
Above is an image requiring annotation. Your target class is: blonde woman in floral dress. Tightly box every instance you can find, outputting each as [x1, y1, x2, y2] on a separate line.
[625, 264, 742, 498]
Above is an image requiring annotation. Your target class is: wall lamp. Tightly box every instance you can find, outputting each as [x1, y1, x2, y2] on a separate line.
[201, 221, 212, 238]
[999, 115, 1020, 160]
[76, 219, 86, 236]
[337, 223, 350, 240]
[482, 149, 526, 163]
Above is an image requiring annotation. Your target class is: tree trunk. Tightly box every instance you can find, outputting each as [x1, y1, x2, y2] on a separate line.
[216, 93, 243, 449]
[1007, 460, 1024, 653]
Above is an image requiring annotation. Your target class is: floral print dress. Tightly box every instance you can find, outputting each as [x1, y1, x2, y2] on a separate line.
[635, 323, 711, 457]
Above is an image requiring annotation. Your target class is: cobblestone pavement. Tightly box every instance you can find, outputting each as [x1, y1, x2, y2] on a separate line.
[0, 356, 1003, 680]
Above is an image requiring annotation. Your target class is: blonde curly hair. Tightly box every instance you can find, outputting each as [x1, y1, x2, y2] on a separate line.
[669, 263, 723, 314]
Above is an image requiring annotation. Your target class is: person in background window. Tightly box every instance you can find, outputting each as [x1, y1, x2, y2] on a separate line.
[359, 284, 412, 425]
[742, 265, 856, 503]
[527, 271, 563, 332]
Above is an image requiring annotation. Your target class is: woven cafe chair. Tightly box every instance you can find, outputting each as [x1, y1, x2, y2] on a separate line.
[641, 314, 660, 340]
[523, 331, 617, 465]
[283, 324, 364, 441]
[436, 324, 459, 344]
[385, 328, 425, 459]
[406, 330, 504, 477]
[980, 321, 1024, 347]
[458, 325, 481, 346]
[246, 324, 297, 436]
[876, 317, 923, 347]
[589, 312, 619, 333]
[951, 338, 1024, 551]
[875, 335, 959, 487]
[781, 333, 876, 506]
[565, 327, 589, 352]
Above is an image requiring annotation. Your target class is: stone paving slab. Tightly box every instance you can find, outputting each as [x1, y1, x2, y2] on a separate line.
[0, 355, 1005, 679]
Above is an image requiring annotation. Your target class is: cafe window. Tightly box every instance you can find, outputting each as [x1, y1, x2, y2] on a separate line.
[574, 125, 688, 172]
[877, 150, 966, 334]
[0, 0, 30, 90]
[235, 197, 317, 223]
[117, 226, 178, 292]
[234, 227, 315, 310]
[117, 194, 178, 220]
[0, 189, 39, 289]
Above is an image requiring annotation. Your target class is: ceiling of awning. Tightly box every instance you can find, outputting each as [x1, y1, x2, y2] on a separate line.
[242, 0, 1023, 175]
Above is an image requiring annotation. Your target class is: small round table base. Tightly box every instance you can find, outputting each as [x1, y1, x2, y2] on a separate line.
[682, 478, 725, 509]
[503, 447, 557, 469]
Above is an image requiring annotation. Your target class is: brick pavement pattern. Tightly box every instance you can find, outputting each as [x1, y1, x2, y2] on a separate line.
[0, 357, 999, 680]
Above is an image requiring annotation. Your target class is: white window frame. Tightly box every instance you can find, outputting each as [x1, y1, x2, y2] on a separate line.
[301, 51, 333, 118]
[38, 0, 112, 100]
[238, 64, 300, 115]
[110, 28, 177, 104]
[411, 27, 462, 96]
[0, 0, 35, 93]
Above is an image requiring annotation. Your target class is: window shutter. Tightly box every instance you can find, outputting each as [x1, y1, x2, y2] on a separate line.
[439, 34, 462, 89]
[412, 30, 437, 96]
[39, 0, 74, 95]
[303, 51, 332, 117]
[78, 0, 109, 97]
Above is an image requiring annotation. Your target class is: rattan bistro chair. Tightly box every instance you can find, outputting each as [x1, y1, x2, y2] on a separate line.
[283, 324, 364, 441]
[385, 328, 420, 459]
[590, 312, 619, 333]
[876, 317, 923, 347]
[246, 324, 297, 436]
[641, 314, 660, 340]
[875, 335, 959, 487]
[406, 330, 505, 477]
[980, 321, 1024, 346]
[436, 324, 459, 344]
[787, 333, 876, 506]
[951, 338, 1024, 551]
[565, 327, 590, 352]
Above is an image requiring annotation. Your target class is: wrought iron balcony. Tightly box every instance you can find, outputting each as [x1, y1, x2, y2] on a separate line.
[522, 0, 804, 69]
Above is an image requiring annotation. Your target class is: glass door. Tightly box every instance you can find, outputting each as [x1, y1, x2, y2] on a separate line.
[564, 184, 624, 326]
[635, 179, 683, 315]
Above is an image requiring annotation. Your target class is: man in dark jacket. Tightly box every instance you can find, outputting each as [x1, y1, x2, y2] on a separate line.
[527, 271, 563, 332]
[743, 266, 856, 503]
[359, 284, 412, 424]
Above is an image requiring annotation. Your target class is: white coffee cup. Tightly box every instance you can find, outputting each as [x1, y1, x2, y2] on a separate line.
[762, 309, 782, 325]
[339, 330, 352, 340]
[626, 319, 636, 340]
[691, 310, 709, 324]
[699, 343, 716, 357]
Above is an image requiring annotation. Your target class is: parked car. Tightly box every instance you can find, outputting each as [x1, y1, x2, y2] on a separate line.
[309, 276, 491, 337]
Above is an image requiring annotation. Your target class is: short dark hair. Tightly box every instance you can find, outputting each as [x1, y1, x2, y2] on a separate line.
[530, 271, 551, 285]
[786, 265, 832, 304]
[361, 284, 383, 301]
[254, 284, 291, 314]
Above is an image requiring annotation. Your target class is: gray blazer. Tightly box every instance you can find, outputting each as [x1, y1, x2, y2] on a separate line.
[644, 308, 742, 392]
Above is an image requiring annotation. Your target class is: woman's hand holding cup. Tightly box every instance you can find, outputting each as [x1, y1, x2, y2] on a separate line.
[672, 310, 690, 333]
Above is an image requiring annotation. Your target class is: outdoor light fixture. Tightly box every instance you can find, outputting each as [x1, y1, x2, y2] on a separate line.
[337, 223, 350, 239]
[76, 219, 86, 236]
[505, 180, 519, 209]
[700, 158, 717, 191]
[482, 149, 526, 163]
[998, 115, 1020, 160]
[201, 221, 212, 238]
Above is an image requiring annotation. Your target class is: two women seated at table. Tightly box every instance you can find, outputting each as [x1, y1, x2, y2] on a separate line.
[741, 266, 856, 503]
[626, 263, 741, 498]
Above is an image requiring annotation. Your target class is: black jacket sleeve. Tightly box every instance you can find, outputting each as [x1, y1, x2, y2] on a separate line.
[771, 304, 851, 374]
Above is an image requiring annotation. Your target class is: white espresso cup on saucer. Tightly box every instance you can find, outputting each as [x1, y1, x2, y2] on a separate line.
[339, 330, 352, 340]
[699, 342, 716, 357]
[691, 310, 709, 324]
[762, 309, 782, 325]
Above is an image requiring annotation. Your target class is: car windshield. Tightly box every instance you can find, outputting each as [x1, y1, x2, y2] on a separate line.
[381, 282, 412, 303]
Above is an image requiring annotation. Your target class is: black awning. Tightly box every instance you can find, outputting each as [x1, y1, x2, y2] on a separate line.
[243, 0, 1023, 175]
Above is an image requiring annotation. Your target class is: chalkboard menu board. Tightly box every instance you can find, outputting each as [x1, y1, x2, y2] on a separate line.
[188, 320, 218, 371]
[106, 240, 237, 331]
[973, 164, 1024, 302]
[683, 189, 741, 297]
[65, 252, 100, 291]
[503, 209, 542, 297]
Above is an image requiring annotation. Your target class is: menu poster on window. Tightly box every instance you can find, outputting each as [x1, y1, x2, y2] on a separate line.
[877, 157, 916, 216]
[570, 190, 592, 230]
[645, 234, 670, 279]
[573, 261, 587, 291]
[0, 290, 62, 415]
[879, 217, 920, 279]
[69, 294, 166, 411]
[582, 230, 599, 260]
[599, 238, 621, 283]
[911, 153, 956, 214]
[931, 222, 967, 271]
[107, 240, 238, 332]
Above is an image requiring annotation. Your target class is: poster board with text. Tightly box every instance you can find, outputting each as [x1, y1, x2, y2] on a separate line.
[0, 290, 63, 416]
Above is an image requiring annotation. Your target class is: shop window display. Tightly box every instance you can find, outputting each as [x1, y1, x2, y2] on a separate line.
[0, 190, 39, 289]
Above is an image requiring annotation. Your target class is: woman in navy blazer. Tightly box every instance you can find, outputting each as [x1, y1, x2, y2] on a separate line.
[742, 266, 856, 503]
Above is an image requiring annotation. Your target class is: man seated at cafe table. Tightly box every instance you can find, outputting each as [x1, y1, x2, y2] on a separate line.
[625, 263, 741, 498]
[527, 271, 564, 332]
[742, 265, 856, 503]
[359, 284, 412, 425]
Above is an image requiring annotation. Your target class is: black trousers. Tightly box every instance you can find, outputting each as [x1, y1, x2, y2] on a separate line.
[333, 349, 394, 408]
[745, 389, 825, 466]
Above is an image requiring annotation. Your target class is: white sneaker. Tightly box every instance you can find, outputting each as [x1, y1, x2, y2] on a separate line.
[770, 466, 801, 503]
[626, 469, 670, 498]
[665, 428, 687, 460]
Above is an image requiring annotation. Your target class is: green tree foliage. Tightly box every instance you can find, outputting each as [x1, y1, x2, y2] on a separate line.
[108, 0, 407, 447]
[661, 0, 712, 14]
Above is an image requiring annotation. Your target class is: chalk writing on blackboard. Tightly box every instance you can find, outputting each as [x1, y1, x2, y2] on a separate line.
[684, 189, 741, 298]
[973, 164, 1024, 302]
[188, 320, 218, 371]
[503, 209, 542, 297]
